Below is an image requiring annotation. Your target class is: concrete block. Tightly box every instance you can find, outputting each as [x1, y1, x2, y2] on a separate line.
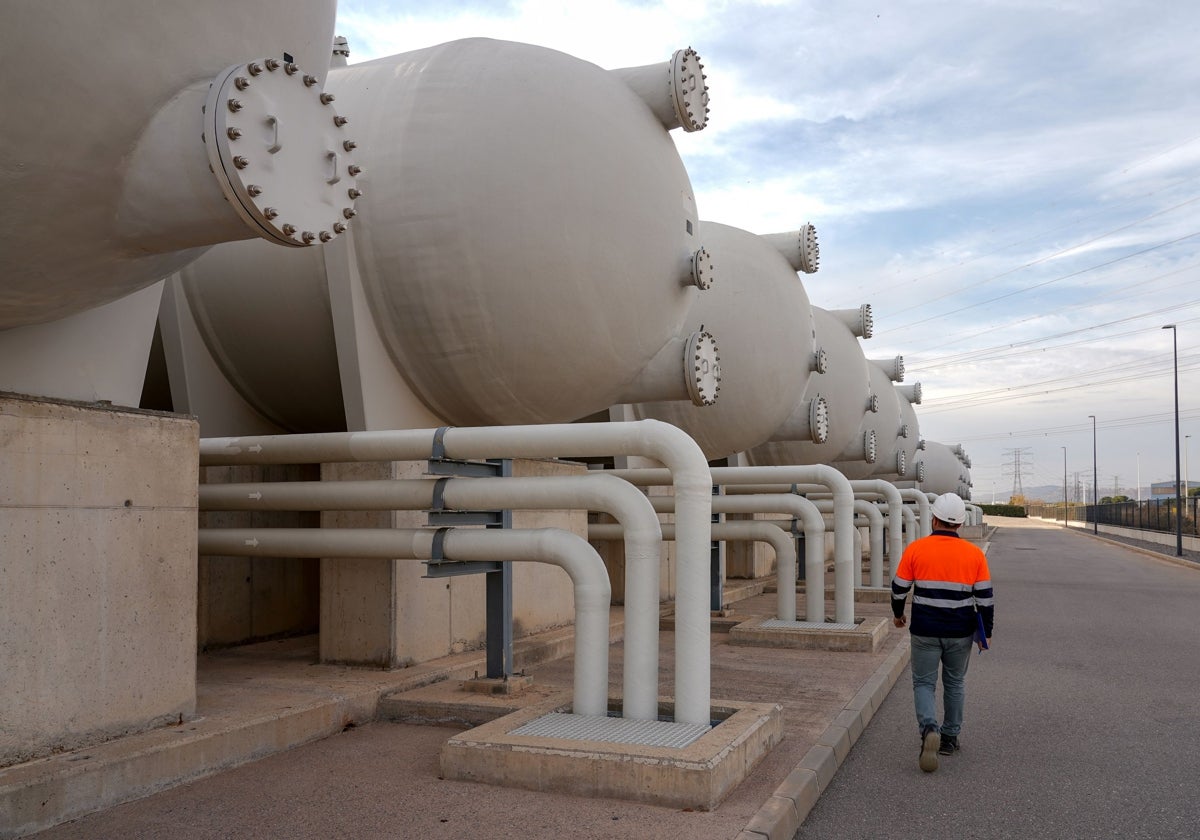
[776, 766, 821, 822]
[817, 724, 851, 763]
[740, 794, 799, 840]
[833, 708, 864, 743]
[440, 698, 783, 811]
[727, 616, 889, 653]
[0, 395, 198, 768]
[802, 743, 838, 791]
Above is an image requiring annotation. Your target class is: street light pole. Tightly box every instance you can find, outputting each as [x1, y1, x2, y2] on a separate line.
[1163, 324, 1183, 557]
[1061, 445, 1068, 528]
[1088, 414, 1098, 535]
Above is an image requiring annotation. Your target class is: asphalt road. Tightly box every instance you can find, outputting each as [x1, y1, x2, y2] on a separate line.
[796, 518, 1200, 840]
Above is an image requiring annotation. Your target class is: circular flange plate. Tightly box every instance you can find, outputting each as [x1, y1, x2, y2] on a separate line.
[797, 222, 820, 274]
[205, 59, 361, 246]
[691, 246, 715, 290]
[896, 450, 907, 476]
[867, 393, 879, 413]
[916, 462, 927, 483]
[685, 329, 721, 406]
[814, 347, 829, 375]
[809, 395, 830, 444]
[864, 430, 877, 464]
[859, 304, 874, 339]
[670, 47, 710, 132]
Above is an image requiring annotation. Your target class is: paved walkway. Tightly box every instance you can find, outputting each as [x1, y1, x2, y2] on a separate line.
[795, 517, 1200, 839]
[23, 578, 908, 839]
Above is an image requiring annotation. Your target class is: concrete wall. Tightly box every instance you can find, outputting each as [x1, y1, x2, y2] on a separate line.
[320, 458, 586, 668]
[198, 465, 320, 650]
[0, 394, 198, 767]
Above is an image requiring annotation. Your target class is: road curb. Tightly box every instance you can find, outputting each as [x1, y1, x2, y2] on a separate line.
[735, 635, 911, 840]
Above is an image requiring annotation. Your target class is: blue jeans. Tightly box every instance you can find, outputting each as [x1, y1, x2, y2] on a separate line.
[910, 634, 974, 736]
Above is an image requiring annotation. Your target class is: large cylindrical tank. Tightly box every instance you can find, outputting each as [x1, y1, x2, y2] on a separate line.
[630, 222, 818, 460]
[179, 39, 714, 429]
[876, 382, 922, 483]
[920, 440, 973, 497]
[834, 359, 904, 480]
[0, 0, 346, 329]
[744, 304, 872, 468]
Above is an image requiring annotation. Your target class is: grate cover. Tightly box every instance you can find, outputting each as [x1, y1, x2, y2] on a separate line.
[758, 619, 860, 631]
[508, 713, 711, 748]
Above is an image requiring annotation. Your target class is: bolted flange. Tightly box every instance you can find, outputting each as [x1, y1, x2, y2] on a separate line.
[867, 393, 879, 413]
[797, 222, 820, 274]
[814, 347, 829, 375]
[203, 58, 361, 246]
[896, 450, 907, 476]
[864, 430, 878, 464]
[690, 246, 714, 290]
[810, 395, 830, 444]
[684, 328, 722, 407]
[669, 47, 710, 132]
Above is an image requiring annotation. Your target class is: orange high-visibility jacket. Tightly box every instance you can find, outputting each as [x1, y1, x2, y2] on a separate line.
[892, 530, 993, 638]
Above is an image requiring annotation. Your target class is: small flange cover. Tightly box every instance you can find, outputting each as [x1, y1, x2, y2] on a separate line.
[899, 423, 910, 439]
[797, 222, 820, 274]
[809, 395, 830, 444]
[670, 47, 710, 132]
[814, 347, 829, 375]
[896, 450, 907, 476]
[867, 393, 879, 413]
[864, 429, 877, 464]
[205, 59, 360, 247]
[685, 328, 721, 406]
[691, 246, 715, 290]
[859, 304, 874, 339]
[916, 461, 927, 483]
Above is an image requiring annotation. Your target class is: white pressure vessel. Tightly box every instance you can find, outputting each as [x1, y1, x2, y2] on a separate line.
[920, 440, 973, 497]
[630, 221, 819, 460]
[176, 39, 717, 430]
[744, 304, 873, 468]
[834, 359, 905, 479]
[1, 0, 351, 330]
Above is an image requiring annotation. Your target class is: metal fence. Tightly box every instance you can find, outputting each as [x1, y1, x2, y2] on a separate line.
[1027, 498, 1200, 537]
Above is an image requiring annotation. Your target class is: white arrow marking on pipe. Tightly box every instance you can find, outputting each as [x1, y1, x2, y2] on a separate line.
[248, 445, 263, 453]
[248, 492, 262, 501]
[244, 538, 259, 548]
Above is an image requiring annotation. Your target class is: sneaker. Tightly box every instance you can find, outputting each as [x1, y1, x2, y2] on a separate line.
[919, 725, 939, 773]
[938, 734, 959, 756]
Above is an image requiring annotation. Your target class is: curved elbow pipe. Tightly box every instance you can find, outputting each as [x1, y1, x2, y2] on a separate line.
[201, 420, 713, 727]
[196, 527, 610, 717]
[610, 464, 856, 624]
[899, 488, 932, 536]
[589, 519, 796, 616]
[811, 499, 884, 586]
[200, 472, 663, 721]
[901, 506, 917, 546]
[847, 479, 904, 585]
[647, 492, 823, 622]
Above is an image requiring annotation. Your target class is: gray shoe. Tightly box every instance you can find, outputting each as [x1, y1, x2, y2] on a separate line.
[919, 725, 939, 773]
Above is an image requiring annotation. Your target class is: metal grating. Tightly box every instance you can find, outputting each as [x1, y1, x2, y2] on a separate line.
[759, 619, 860, 631]
[508, 713, 711, 748]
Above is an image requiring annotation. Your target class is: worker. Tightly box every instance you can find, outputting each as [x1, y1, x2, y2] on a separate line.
[891, 492, 994, 772]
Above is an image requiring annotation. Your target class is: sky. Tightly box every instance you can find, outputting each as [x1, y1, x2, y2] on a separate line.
[333, 0, 1200, 501]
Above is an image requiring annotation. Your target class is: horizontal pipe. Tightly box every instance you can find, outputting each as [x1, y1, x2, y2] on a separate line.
[589, 520, 795, 605]
[200, 419, 713, 726]
[610, 465, 856, 624]
[197, 527, 610, 716]
[200, 473, 663, 721]
[646, 493, 823, 622]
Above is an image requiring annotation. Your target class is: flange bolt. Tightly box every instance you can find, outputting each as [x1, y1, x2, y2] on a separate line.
[233, 155, 249, 169]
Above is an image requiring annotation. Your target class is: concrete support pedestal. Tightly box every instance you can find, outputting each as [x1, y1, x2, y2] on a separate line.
[0, 393, 198, 767]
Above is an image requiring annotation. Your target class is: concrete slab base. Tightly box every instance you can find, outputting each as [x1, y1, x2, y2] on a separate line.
[461, 674, 536, 695]
[727, 616, 890, 653]
[440, 698, 783, 811]
[378, 680, 568, 729]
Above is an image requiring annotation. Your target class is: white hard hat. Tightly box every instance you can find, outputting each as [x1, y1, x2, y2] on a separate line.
[931, 492, 967, 525]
